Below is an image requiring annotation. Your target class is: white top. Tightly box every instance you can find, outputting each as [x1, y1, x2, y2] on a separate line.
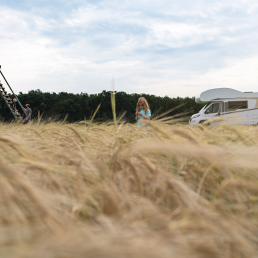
[195, 88, 258, 103]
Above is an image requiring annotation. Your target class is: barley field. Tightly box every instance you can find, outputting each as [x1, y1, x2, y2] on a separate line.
[1, 120, 258, 258]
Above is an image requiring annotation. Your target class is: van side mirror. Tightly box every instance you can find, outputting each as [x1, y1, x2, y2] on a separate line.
[205, 110, 210, 114]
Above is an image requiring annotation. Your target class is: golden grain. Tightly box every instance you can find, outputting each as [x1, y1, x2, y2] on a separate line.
[0, 121, 257, 257]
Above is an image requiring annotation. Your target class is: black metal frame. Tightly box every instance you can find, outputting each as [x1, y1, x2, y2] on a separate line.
[0, 65, 25, 115]
[0, 83, 19, 119]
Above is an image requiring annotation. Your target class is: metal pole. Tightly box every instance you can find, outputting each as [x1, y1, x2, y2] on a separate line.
[0, 66, 26, 115]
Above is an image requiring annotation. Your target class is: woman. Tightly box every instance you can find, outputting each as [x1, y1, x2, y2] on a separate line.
[135, 97, 151, 128]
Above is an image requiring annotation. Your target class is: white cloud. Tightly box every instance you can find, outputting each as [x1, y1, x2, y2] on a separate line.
[0, 1, 257, 97]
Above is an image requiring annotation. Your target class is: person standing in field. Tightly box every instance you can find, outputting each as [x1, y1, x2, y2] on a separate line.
[135, 97, 151, 127]
[22, 104, 32, 124]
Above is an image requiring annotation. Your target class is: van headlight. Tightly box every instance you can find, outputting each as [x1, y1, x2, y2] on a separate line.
[192, 114, 200, 119]
[190, 114, 200, 123]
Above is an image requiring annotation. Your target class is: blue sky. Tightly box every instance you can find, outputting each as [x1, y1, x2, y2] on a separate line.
[0, 0, 257, 97]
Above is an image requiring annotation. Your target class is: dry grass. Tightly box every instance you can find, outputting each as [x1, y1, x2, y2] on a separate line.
[0, 120, 258, 257]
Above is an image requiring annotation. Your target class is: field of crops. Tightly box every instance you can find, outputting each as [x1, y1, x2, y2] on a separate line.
[1, 120, 258, 258]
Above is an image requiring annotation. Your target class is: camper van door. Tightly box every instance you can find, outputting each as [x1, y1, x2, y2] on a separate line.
[204, 103, 221, 120]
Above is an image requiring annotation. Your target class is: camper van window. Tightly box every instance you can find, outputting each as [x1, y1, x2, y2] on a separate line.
[205, 103, 220, 114]
[206, 105, 213, 114]
[212, 103, 220, 113]
[227, 101, 248, 111]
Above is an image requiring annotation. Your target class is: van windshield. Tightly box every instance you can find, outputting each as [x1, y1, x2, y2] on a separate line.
[199, 105, 207, 113]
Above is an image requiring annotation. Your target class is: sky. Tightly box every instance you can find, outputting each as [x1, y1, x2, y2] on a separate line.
[0, 0, 258, 97]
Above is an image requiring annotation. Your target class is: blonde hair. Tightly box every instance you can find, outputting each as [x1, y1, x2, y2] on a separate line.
[136, 97, 150, 114]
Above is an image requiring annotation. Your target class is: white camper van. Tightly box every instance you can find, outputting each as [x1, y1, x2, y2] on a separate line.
[189, 88, 258, 125]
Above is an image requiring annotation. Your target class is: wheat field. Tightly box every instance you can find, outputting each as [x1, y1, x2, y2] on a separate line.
[1, 119, 258, 258]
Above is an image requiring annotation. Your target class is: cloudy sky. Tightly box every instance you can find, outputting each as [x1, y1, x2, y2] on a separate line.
[0, 0, 258, 97]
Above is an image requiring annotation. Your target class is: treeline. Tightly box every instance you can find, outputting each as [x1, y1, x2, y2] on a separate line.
[0, 90, 205, 122]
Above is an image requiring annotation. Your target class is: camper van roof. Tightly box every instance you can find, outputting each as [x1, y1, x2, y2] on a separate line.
[195, 88, 258, 103]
